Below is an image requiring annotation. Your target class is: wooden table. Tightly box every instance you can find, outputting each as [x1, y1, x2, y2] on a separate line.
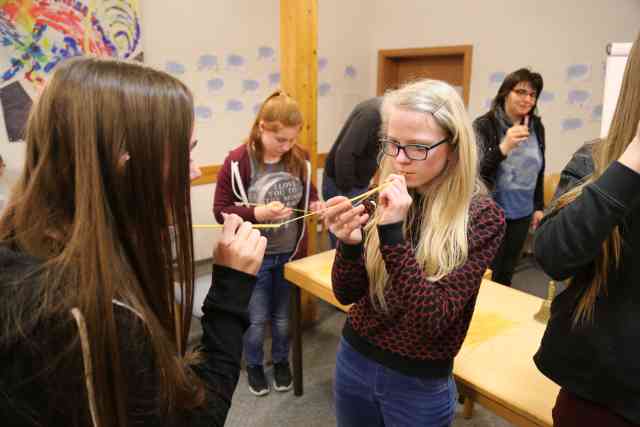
[284, 249, 559, 427]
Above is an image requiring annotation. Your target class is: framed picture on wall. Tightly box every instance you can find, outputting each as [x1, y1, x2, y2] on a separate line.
[0, 0, 143, 144]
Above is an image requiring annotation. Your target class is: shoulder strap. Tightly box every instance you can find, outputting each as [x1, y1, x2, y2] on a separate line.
[70, 308, 100, 427]
[231, 160, 250, 206]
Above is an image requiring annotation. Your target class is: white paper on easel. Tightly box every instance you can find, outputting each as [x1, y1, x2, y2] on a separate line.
[601, 43, 632, 138]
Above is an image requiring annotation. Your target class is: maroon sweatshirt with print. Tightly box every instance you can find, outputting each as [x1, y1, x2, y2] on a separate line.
[213, 144, 319, 260]
[332, 195, 505, 378]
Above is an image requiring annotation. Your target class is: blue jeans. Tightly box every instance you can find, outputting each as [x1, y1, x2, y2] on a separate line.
[334, 338, 457, 427]
[244, 252, 292, 367]
[322, 173, 368, 249]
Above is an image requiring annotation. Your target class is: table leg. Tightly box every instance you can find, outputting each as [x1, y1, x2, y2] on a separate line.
[292, 285, 303, 396]
[463, 395, 474, 419]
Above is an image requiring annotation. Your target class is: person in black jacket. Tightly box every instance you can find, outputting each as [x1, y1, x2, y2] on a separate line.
[552, 139, 597, 201]
[473, 68, 545, 286]
[0, 57, 267, 427]
[323, 97, 382, 247]
[533, 33, 640, 427]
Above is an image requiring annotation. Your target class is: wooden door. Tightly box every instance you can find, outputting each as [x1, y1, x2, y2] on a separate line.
[377, 45, 473, 106]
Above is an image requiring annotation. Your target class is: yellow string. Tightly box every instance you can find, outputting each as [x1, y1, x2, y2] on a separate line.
[194, 182, 390, 230]
[193, 224, 280, 229]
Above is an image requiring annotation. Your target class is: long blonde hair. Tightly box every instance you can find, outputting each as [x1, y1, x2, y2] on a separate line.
[364, 79, 485, 310]
[551, 33, 640, 325]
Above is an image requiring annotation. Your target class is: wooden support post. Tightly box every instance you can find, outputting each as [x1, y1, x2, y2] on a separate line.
[280, 0, 318, 325]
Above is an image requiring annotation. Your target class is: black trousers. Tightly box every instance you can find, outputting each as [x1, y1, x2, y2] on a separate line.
[491, 214, 532, 286]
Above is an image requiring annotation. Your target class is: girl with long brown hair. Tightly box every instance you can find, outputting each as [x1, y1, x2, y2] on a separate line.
[0, 56, 266, 427]
[533, 33, 640, 427]
[214, 90, 323, 396]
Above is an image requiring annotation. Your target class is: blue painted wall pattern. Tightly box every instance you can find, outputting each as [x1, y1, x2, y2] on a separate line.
[195, 105, 212, 120]
[226, 99, 244, 112]
[268, 72, 280, 86]
[489, 71, 506, 86]
[242, 79, 259, 92]
[567, 89, 591, 106]
[591, 104, 603, 121]
[561, 118, 583, 131]
[318, 82, 331, 97]
[165, 61, 185, 75]
[257, 46, 275, 60]
[197, 54, 218, 71]
[344, 65, 356, 78]
[207, 78, 224, 92]
[538, 91, 555, 103]
[566, 64, 590, 82]
[318, 57, 328, 71]
[181, 48, 366, 122]
[226, 53, 245, 68]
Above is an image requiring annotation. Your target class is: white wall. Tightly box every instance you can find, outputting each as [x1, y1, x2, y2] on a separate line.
[140, 0, 373, 259]
[140, 0, 278, 259]
[368, 0, 640, 173]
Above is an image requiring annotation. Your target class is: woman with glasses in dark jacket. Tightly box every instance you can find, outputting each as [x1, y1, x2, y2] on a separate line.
[473, 68, 546, 286]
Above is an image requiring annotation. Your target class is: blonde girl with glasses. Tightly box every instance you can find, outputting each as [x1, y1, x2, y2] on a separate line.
[214, 90, 323, 396]
[324, 79, 505, 426]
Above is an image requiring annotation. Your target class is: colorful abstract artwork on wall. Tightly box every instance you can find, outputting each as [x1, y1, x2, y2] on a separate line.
[0, 0, 143, 141]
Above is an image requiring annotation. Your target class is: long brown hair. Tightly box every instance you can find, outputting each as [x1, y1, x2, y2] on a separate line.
[0, 57, 203, 425]
[246, 90, 306, 177]
[551, 33, 640, 325]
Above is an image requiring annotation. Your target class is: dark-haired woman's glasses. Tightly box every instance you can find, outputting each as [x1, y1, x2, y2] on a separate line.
[512, 88, 537, 100]
[380, 137, 449, 161]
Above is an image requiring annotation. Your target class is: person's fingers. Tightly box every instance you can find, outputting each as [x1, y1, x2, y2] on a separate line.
[325, 196, 349, 208]
[379, 184, 399, 206]
[327, 204, 363, 238]
[511, 128, 528, 138]
[244, 228, 261, 250]
[221, 213, 242, 245]
[386, 174, 405, 188]
[346, 212, 368, 232]
[256, 235, 267, 258]
[325, 198, 354, 222]
[337, 204, 365, 225]
[234, 220, 254, 243]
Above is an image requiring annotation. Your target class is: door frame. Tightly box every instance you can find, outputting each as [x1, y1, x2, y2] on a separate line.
[377, 45, 473, 106]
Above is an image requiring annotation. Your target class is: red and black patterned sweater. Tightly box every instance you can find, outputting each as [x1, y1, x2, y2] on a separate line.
[332, 194, 505, 378]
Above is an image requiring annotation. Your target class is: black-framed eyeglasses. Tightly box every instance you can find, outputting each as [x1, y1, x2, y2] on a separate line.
[512, 88, 537, 100]
[380, 137, 449, 161]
